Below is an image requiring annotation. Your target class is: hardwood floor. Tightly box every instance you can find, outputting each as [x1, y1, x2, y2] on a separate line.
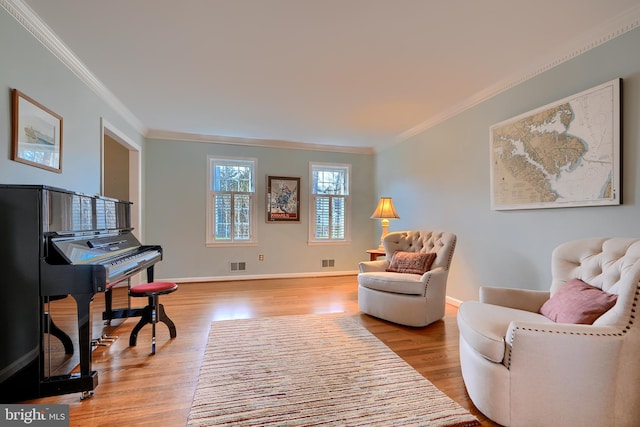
[26, 275, 500, 426]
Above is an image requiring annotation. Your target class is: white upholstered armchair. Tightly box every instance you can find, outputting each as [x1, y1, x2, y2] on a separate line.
[457, 237, 640, 427]
[358, 230, 457, 327]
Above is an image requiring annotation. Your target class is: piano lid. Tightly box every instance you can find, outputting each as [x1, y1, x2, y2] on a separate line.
[50, 232, 142, 265]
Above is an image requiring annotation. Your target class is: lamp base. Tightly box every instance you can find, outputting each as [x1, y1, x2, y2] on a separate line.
[377, 219, 390, 251]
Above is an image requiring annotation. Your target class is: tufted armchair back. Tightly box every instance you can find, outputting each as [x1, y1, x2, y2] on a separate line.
[383, 230, 457, 272]
[551, 237, 640, 329]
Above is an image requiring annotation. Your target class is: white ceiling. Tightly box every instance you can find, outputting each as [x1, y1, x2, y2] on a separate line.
[15, 0, 640, 151]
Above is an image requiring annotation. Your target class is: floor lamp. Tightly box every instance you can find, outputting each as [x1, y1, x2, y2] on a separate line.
[370, 197, 399, 250]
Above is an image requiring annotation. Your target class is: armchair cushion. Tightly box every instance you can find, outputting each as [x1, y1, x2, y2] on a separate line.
[386, 251, 436, 274]
[539, 278, 618, 324]
[458, 301, 555, 363]
[357, 271, 426, 295]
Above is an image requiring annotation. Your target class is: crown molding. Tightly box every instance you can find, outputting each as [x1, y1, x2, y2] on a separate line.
[392, 3, 640, 148]
[145, 129, 375, 155]
[1, 0, 147, 135]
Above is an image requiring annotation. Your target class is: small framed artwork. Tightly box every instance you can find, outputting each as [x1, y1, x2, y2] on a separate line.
[266, 175, 300, 222]
[11, 89, 63, 173]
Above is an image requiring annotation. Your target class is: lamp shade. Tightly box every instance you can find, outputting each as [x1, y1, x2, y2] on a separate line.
[370, 197, 399, 250]
[370, 197, 400, 219]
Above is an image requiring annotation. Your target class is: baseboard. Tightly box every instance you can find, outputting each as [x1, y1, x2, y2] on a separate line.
[446, 295, 463, 307]
[161, 270, 359, 284]
[160, 272, 467, 307]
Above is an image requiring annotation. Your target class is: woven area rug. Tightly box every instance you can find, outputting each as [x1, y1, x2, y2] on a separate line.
[187, 313, 480, 427]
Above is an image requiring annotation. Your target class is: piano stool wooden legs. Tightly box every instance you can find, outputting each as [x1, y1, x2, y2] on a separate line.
[128, 282, 178, 354]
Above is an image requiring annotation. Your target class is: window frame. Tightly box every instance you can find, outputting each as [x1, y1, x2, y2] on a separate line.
[308, 161, 351, 244]
[206, 155, 258, 247]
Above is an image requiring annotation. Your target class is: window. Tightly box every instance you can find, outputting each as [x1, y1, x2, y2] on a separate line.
[309, 162, 351, 243]
[207, 156, 257, 246]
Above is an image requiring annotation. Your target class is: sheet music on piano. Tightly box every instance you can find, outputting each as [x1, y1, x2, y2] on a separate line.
[0, 184, 163, 402]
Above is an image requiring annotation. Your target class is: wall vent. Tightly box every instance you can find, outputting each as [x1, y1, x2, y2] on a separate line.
[230, 262, 246, 272]
[322, 259, 335, 268]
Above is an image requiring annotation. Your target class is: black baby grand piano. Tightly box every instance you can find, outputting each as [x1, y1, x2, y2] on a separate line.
[0, 185, 162, 402]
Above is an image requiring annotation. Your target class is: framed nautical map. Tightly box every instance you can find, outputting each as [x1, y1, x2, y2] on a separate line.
[266, 176, 300, 222]
[490, 78, 620, 210]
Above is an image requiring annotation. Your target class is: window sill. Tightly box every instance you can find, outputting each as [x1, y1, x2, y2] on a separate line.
[307, 240, 352, 246]
[206, 242, 258, 248]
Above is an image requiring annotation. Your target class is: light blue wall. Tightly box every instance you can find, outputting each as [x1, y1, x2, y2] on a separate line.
[0, 8, 144, 194]
[376, 26, 640, 301]
[144, 138, 375, 280]
[0, 6, 376, 283]
[4, 4, 640, 298]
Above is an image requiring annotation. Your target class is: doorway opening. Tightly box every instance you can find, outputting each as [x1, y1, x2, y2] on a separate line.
[101, 118, 144, 289]
[100, 118, 142, 240]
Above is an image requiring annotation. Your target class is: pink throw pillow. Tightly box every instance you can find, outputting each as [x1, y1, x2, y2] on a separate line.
[539, 278, 618, 324]
[386, 251, 436, 274]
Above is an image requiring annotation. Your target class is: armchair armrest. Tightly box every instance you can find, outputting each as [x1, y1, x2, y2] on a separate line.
[358, 259, 389, 273]
[421, 267, 448, 300]
[505, 321, 624, 390]
[420, 266, 446, 283]
[480, 286, 550, 312]
[507, 321, 623, 347]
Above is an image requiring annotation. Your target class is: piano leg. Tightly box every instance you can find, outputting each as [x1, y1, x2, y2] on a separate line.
[103, 287, 114, 325]
[39, 292, 98, 399]
[74, 293, 94, 379]
[102, 265, 156, 322]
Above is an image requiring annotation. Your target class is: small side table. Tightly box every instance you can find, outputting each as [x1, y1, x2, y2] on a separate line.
[366, 249, 386, 261]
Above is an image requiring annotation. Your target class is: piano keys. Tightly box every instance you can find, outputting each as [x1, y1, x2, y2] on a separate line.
[0, 184, 163, 402]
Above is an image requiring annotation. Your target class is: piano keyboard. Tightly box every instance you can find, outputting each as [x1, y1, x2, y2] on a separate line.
[106, 249, 162, 283]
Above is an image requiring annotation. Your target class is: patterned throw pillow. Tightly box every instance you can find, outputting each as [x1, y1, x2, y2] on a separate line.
[539, 278, 618, 324]
[386, 251, 437, 274]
